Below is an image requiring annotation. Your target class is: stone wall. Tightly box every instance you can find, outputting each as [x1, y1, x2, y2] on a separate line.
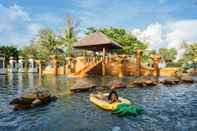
[160, 67, 180, 77]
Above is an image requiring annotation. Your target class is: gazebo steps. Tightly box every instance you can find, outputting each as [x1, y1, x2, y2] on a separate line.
[68, 60, 102, 77]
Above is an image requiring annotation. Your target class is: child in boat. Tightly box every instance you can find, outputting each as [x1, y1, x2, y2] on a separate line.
[108, 89, 119, 103]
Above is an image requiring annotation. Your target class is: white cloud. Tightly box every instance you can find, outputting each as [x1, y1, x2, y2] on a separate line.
[132, 23, 164, 49]
[165, 20, 197, 48]
[0, 4, 28, 33]
[26, 23, 42, 36]
[0, 4, 42, 46]
[131, 19, 197, 59]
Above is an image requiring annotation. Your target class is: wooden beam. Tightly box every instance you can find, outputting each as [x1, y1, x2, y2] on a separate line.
[102, 48, 106, 76]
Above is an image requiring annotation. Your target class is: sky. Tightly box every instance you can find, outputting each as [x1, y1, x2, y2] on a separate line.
[0, 0, 197, 55]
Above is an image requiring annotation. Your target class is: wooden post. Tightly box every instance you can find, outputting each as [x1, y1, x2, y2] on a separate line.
[64, 59, 66, 75]
[136, 49, 143, 77]
[102, 48, 106, 76]
[151, 54, 161, 82]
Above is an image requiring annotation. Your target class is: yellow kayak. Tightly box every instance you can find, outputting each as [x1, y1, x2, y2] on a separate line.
[89, 93, 130, 111]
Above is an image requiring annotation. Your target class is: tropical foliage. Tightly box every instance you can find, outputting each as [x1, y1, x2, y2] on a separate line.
[0, 46, 19, 66]
[183, 43, 197, 62]
[142, 49, 157, 63]
[159, 48, 177, 66]
[58, 15, 78, 57]
[181, 43, 197, 69]
[19, 42, 50, 60]
[37, 28, 59, 55]
[19, 15, 79, 60]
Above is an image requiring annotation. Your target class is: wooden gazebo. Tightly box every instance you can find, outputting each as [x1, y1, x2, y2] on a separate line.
[74, 32, 122, 53]
[73, 32, 122, 75]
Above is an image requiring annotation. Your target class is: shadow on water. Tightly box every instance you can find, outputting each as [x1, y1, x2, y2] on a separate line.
[0, 74, 197, 131]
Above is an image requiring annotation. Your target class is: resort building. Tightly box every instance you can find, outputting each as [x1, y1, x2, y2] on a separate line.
[28, 57, 38, 73]
[8, 57, 17, 73]
[38, 32, 177, 77]
[0, 52, 6, 74]
[18, 56, 25, 73]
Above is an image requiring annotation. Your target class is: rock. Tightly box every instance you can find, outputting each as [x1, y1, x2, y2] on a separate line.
[160, 77, 180, 85]
[70, 86, 94, 92]
[31, 99, 42, 107]
[133, 78, 157, 87]
[91, 86, 106, 92]
[10, 88, 57, 110]
[181, 75, 194, 83]
[14, 104, 32, 110]
[36, 90, 50, 100]
[70, 79, 95, 92]
[132, 79, 144, 86]
[111, 82, 127, 89]
[10, 97, 35, 105]
[144, 80, 157, 86]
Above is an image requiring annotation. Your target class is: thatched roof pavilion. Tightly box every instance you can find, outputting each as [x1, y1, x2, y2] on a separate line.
[73, 32, 122, 51]
[73, 32, 122, 76]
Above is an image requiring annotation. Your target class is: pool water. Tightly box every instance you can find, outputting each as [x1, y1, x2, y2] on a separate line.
[0, 74, 197, 131]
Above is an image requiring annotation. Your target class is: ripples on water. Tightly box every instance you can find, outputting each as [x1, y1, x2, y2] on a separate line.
[0, 74, 197, 131]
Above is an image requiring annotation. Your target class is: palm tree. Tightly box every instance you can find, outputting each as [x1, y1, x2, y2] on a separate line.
[59, 15, 78, 57]
[37, 28, 59, 55]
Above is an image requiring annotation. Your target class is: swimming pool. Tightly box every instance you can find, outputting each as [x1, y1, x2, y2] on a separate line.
[0, 74, 197, 131]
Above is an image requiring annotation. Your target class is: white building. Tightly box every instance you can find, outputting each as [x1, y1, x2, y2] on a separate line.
[28, 58, 38, 73]
[0, 53, 6, 74]
[8, 57, 17, 73]
[18, 56, 25, 73]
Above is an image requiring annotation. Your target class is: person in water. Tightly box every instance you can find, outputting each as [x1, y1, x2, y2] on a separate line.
[108, 89, 119, 103]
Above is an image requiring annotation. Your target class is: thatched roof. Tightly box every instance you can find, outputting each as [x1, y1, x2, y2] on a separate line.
[73, 32, 122, 51]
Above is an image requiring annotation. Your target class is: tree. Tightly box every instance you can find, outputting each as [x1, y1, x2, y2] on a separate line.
[37, 28, 61, 56]
[86, 27, 98, 35]
[86, 27, 148, 55]
[142, 49, 157, 63]
[159, 48, 177, 66]
[20, 15, 79, 60]
[0, 45, 19, 66]
[19, 42, 50, 60]
[182, 43, 197, 70]
[58, 15, 79, 57]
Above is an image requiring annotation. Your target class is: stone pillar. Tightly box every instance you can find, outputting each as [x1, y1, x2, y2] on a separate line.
[28, 57, 38, 73]
[136, 49, 143, 77]
[18, 56, 25, 73]
[36, 60, 44, 76]
[118, 58, 125, 78]
[65, 57, 72, 74]
[151, 54, 161, 82]
[9, 57, 17, 73]
[102, 48, 106, 76]
[51, 55, 59, 75]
